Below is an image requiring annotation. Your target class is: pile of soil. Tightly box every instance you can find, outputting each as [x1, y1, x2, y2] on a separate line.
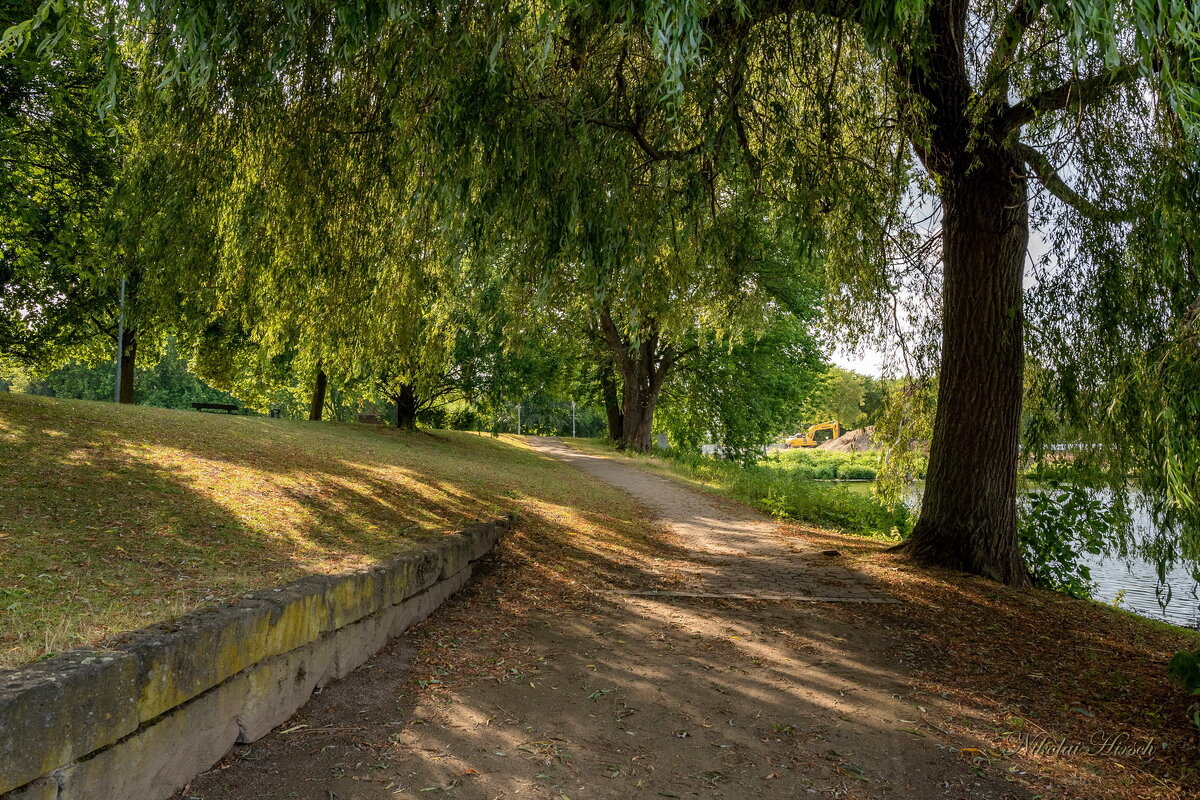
[818, 425, 875, 452]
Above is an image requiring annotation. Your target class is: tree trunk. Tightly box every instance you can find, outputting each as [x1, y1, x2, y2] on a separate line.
[613, 340, 667, 453]
[897, 147, 1031, 585]
[620, 374, 659, 452]
[599, 365, 624, 441]
[394, 383, 418, 430]
[117, 329, 136, 405]
[309, 368, 327, 421]
[599, 309, 670, 453]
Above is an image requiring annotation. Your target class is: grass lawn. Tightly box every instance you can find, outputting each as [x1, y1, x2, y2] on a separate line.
[0, 394, 665, 668]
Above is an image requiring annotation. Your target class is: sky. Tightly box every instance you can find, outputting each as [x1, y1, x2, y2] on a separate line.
[831, 348, 886, 376]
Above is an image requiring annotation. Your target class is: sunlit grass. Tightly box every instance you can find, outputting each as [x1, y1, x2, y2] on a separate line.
[0, 394, 655, 668]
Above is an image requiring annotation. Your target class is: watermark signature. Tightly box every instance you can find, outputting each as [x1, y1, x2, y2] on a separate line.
[1004, 731, 1163, 759]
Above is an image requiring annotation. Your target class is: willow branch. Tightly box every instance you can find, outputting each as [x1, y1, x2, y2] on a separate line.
[984, 0, 1041, 84]
[585, 116, 703, 162]
[1000, 62, 1141, 135]
[702, 0, 862, 36]
[1016, 143, 1136, 222]
[599, 307, 633, 373]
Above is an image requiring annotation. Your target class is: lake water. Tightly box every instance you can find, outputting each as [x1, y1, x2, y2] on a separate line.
[835, 481, 1200, 628]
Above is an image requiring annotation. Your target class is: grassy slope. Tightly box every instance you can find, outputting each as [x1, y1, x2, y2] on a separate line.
[0, 394, 661, 668]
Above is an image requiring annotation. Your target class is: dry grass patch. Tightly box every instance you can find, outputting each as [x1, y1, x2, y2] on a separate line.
[0, 395, 660, 667]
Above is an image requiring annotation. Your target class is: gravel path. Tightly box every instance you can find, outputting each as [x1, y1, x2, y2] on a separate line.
[528, 438, 893, 601]
[176, 438, 1026, 800]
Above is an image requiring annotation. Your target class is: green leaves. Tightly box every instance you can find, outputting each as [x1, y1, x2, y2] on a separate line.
[1018, 484, 1116, 599]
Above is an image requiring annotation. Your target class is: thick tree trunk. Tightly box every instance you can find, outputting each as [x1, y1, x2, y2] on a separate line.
[309, 368, 327, 421]
[612, 338, 668, 453]
[117, 330, 136, 405]
[599, 309, 670, 453]
[394, 383, 419, 431]
[898, 148, 1031, 585]
[619, 374, 659, 452]
[599, 365, 624, 441]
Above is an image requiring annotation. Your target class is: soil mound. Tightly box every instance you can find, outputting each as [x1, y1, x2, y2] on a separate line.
[818, 426, 875, 452]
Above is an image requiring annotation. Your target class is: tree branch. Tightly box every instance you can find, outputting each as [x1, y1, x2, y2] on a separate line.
[983, 0, 1041, 85]
[1016, 143, 1136, 222]
[585, 116, 704, 162]
[598, 307, 632, 374]
[701, 0, 861, 37]
[1000, 62, 1141, 135]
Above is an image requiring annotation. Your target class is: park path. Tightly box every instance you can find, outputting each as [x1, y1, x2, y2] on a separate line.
[526, 438, 892, 602]
[175, 438, 1025, 800]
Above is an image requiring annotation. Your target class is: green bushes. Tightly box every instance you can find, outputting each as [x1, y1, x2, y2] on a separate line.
[765, 448, 882, 481]
[840, 464, 877, 481]
[659, 447, 910, 538]
[1168, 648, 1200, 736]
[1017, 483, 1114, 599]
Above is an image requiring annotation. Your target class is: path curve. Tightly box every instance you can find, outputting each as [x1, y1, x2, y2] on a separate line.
[175, 436, 1027, 800]
[528, 437, 891, 601]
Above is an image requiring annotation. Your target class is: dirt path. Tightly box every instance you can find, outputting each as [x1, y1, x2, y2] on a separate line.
[528, 438, 891, 601]
[176, 438, 1027, 800]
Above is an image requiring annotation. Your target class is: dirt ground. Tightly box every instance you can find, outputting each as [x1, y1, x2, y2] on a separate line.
[175, 438, 1198, 800]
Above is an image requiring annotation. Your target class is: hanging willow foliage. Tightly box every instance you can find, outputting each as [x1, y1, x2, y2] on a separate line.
[5, 0, 1199, 577]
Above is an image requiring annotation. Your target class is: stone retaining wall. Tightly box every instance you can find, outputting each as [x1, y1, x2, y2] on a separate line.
[0, 517, 511, 800]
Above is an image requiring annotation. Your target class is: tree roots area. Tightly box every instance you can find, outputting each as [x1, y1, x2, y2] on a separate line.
[176, 441, 1200, 800]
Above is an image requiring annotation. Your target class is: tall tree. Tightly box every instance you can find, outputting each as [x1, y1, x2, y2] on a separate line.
[14, 0, 1199, 584]
[0, 0, 125, 381]
[658, 312, 825, 463]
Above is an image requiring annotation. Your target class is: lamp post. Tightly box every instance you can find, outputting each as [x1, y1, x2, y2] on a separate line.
[112, 278, 126, 403]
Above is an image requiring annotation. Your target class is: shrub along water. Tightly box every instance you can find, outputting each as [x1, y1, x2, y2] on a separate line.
[764, 448, 889, 481]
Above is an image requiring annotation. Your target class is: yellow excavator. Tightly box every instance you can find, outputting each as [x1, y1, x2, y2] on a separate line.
[786, 421, 841, 448]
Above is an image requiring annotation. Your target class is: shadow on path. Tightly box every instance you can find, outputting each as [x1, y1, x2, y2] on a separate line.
[175, 438, 1028, 800]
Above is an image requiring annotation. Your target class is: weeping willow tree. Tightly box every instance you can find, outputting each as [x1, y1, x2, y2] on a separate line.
[8, 0, 1199, 584]
[85, 13, 472, 422]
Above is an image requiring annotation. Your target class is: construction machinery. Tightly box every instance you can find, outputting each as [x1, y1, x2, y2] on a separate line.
[786, 421, 841, 448]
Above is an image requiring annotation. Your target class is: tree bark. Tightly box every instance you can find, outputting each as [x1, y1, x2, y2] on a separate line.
[599, 309, 670, 453]
[620, 374, 660, 452]
[897, 144, 1031, 586]
[393, 383, 419, 430]
[881, 0, 1032, 585]
[599, 364, 624, 441]
[309, 368, 327, 421]
[117, 329, 136, 405]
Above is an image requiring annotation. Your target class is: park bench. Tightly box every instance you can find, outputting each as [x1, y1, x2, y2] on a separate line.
[192, 402, 239, 414]
[357, 413, 384, 425]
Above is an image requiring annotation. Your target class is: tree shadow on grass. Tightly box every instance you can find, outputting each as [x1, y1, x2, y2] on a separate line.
[0, 394, 690, 666]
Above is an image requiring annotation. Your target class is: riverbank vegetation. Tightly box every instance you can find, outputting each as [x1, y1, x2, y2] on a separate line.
[766, 448, 885, 481]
